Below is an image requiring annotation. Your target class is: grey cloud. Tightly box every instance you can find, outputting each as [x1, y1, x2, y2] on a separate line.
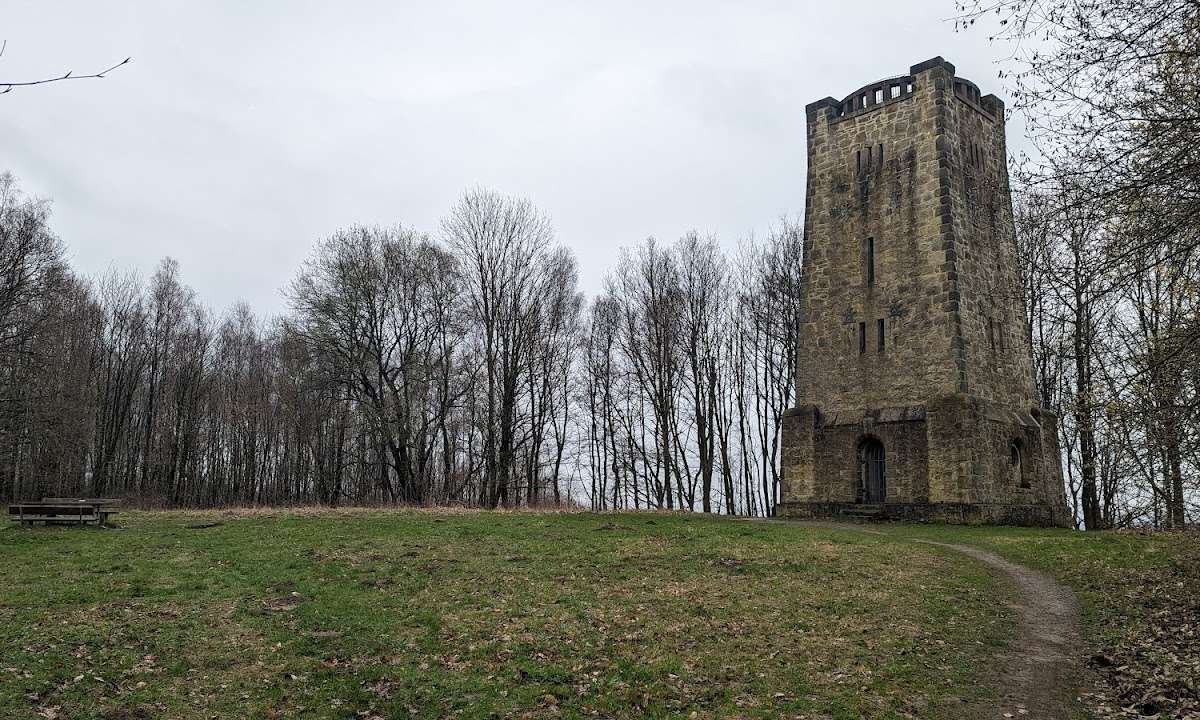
[0, 0, 1021, 315]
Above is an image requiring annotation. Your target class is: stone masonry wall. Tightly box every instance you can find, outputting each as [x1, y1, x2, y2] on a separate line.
[780, 406, 928, 506]
[939, 70, 1041, 410]
[811, 416, 930, 503]
[797, 57, 1041, 416]
[797, 64, 961, 413]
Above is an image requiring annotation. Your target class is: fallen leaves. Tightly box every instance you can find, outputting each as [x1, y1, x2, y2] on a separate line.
[1080, 539, 1200, 719]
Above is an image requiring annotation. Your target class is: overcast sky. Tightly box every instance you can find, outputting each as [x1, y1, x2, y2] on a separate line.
[2, 1, 1020, 316]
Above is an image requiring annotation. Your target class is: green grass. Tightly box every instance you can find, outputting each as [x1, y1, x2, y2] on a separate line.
[0, 510, 1016, 720]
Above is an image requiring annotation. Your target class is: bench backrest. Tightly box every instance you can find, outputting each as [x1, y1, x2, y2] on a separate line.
[41, 498, 122, 506]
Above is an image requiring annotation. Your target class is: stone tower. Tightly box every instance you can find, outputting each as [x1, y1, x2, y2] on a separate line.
[777, 57, 1069, 526]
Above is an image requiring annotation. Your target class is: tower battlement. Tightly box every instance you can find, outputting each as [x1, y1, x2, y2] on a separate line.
[777, 57, 1069, 527]
[805, 57, 1005, 123]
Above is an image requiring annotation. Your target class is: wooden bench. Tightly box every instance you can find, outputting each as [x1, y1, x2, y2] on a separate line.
[45, 498, 122, 528]
[8, 499, 121, 528]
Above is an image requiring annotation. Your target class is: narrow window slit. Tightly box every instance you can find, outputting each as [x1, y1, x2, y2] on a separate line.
[866, 237, 875, 286]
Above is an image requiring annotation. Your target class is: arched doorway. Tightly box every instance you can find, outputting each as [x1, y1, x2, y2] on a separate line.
[858, 438, 886, 504]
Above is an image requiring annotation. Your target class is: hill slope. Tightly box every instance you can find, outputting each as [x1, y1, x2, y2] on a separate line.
[0, 510, 1194, 719]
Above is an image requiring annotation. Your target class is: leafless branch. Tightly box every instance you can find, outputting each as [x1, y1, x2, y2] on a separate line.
[0, 41, 130, 95]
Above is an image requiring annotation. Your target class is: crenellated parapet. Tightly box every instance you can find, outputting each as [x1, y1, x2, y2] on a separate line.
[806, 57, 1004, 125]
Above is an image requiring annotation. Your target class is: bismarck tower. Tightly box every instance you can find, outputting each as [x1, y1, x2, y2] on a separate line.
[777, 57, 1070, 526]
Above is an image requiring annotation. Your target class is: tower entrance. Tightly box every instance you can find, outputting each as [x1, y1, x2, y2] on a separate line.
[858, 438, 886, 504]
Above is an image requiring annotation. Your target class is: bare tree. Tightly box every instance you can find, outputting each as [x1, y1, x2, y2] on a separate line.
[442, 189, 557, 508]
[288, 225, 463, 504]
[608, 239, 685, 509]
[676, 232, 726, 512]
[0, 173, 66, 362]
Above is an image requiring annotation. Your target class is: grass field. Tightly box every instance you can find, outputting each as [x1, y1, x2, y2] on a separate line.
[0, 510, 1194, 719]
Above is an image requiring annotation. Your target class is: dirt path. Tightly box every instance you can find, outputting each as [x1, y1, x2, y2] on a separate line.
[797, 522, 1084, 718]
[918, 539, 1083, 719]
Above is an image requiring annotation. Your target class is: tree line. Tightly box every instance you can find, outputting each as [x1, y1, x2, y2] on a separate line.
[0, 178, 800, 513]
[1, 166, 1195, 525]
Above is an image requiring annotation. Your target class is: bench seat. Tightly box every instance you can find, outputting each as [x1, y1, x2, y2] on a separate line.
[13, 513, 99, 523]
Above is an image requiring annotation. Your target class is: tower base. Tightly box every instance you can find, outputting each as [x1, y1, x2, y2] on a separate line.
[776, 500, 1069, 527]
[778, 396, 1071, 528]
